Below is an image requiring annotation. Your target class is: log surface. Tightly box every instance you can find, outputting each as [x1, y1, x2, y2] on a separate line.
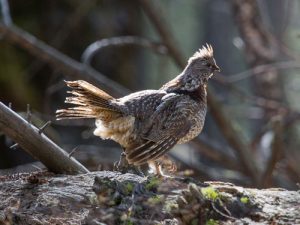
[0, 171, 299, 225]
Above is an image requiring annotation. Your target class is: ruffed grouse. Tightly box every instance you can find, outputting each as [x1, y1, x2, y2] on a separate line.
[56, 44, 220, 175]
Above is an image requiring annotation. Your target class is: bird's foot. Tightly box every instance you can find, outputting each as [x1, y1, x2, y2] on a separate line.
[113, 152, 127, 172]
[147, 156, 178, 178]
[114, 153, 145, 177]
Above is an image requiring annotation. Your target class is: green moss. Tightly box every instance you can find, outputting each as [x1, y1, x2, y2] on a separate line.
[164, 200, 178, 213]
[124, 182, 134, 195]
[147, 195, 163, 205]
[205, 219, 219, 225]
[201, 187, 219, 201]
[124, 219, 134, 225]
[145, 177, 160, 191]
[240, 196, 249, 204]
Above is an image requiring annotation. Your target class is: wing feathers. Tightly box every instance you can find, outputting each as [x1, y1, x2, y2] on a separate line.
[126, 136, 178, 165]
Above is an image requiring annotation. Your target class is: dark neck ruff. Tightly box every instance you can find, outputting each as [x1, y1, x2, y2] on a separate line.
[171, 84, 207, 103]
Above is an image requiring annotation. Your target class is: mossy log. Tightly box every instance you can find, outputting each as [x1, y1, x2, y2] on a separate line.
[0, 171, 299, 225]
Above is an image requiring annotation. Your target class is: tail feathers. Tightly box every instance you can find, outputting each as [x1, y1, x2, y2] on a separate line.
[56, 80, 121, 120]
[56, 107, 98, 120]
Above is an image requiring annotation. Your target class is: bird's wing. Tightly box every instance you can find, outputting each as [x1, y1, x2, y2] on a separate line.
[126, 94, 192, 165]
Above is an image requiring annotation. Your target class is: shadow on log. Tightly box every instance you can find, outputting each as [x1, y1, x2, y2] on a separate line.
[0, 171, 299, 225]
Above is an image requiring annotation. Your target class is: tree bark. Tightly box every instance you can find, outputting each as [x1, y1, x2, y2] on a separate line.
[0, 102, 89, 174]
[0, 171, 299, 225]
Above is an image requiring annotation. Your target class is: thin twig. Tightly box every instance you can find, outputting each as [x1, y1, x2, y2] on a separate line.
[216, 76, 289, 112]
[226, 61, 300, 83]
[211, 201, 236, 221]
[82, 36, 168, 65]
[31, 164, 43, 171]
[38, 121, 51, 134]
[0, 102, 89, 174]
[9, 143, 18, 149]
[68, 146, 78, 158]
[138, 0, 259, 183]
[26, 104, 32, 123]
[191, 137, 240, 171]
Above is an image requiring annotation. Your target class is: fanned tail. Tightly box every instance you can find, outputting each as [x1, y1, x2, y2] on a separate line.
[56, 80, 121, 120]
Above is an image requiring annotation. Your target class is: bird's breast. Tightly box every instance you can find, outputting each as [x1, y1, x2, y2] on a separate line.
[177, 109, 206, 144]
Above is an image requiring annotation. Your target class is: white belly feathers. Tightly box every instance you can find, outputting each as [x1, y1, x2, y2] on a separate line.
[94, 116, 135, 148]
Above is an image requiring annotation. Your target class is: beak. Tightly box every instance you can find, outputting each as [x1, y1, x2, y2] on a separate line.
[213, 64, 220, 72]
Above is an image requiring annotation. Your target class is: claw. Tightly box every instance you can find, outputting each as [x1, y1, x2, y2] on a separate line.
[114, 152, 145, 176]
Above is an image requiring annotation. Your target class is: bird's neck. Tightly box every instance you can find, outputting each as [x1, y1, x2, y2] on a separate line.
[161, 72, 207, 103]
[174, 84, 207, 103]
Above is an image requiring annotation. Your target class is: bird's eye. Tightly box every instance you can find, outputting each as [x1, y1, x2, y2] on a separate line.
[201, 61, 207, 66]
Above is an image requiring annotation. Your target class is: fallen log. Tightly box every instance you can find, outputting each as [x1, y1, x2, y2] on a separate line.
[0, 171, 299, 224]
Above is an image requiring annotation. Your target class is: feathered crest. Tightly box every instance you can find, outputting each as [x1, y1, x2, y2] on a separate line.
[188, 44, 214, 63]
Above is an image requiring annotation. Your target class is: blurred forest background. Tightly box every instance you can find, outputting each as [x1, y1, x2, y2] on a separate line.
[0, 0, 300, 189]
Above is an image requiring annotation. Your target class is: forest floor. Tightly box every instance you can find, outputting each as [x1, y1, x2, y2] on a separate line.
[0, 171, 299, 225]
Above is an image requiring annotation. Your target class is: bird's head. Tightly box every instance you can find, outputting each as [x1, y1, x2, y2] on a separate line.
[185, 44, 220, 84]
[161, 44, 220, 93]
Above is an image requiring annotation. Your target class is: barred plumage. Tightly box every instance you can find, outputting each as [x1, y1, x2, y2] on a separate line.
[56, 44, 220, 176]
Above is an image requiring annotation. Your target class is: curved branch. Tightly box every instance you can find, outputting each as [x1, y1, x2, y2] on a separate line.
[82, 36, 168, 65]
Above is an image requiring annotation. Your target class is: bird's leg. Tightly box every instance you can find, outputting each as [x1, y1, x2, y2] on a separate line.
[114, 152, 129, 172]
[114, 152, 145, 176]
[149, 161, 171, 178]
[154, 161, 163, 176]
[158, 155, 177, 174]
[149, 159, 207, 186]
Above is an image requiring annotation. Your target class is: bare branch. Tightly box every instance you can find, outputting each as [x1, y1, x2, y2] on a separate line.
[26, 103, 32, 123]
[227, 61, 300, 83]
[0, 102, 89, 174]
[38, 121, 51, 134]
[216, 76, 288, 112]
[191, 137, 240, 171]
[82, 36, 168, 65]
[68, 146, 79, 158]
[231, 0, 283, 118]
[137, 0, 186, 68]
[0, 22, 129, 97]
[207, 91, 259, 182]
[260, 117, 284, 187]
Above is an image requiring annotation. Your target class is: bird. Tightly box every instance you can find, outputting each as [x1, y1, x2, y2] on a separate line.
[56, 44, 220, 176]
